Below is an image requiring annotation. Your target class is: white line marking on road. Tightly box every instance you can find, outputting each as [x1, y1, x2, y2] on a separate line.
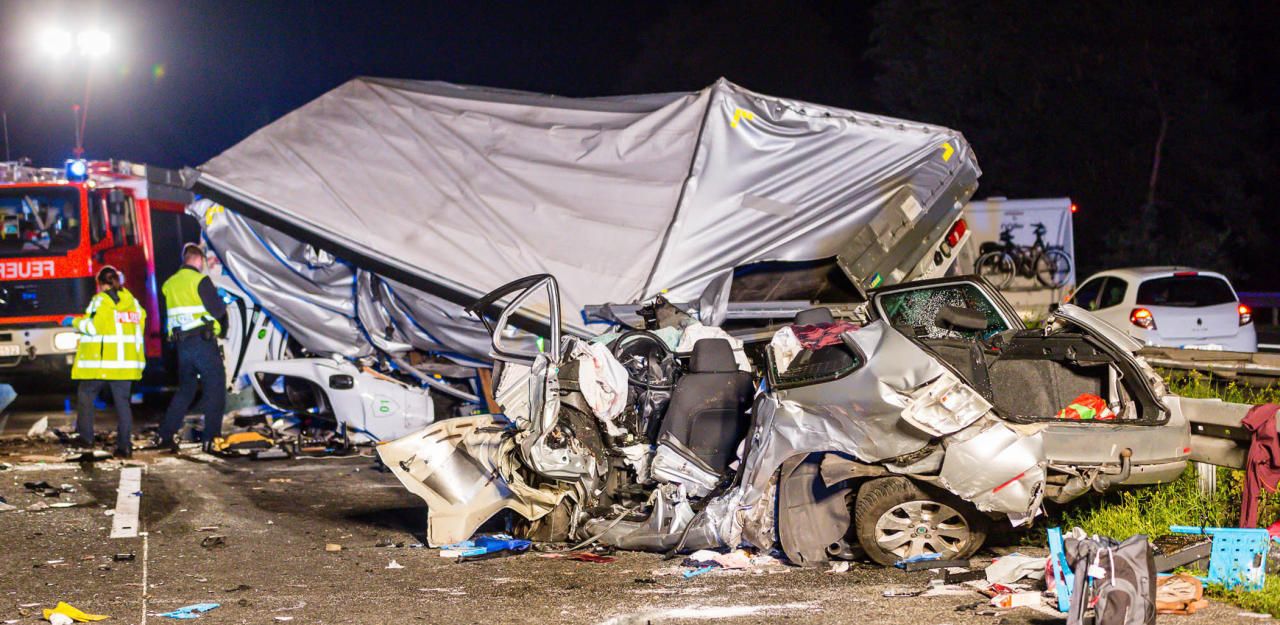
[141, 531, 149, 625]
[111, 467, 142, 538]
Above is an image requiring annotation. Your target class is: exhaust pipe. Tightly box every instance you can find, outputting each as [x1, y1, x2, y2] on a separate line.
[1092, 448, 1133, 492]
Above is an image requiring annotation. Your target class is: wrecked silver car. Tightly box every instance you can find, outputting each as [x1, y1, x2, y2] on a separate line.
[380, 273, 1191, 565]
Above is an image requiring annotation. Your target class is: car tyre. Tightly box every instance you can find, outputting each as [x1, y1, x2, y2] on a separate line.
[853, 476, 988, 566]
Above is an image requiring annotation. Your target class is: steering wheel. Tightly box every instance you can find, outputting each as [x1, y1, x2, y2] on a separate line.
[607, 330, 677, 390]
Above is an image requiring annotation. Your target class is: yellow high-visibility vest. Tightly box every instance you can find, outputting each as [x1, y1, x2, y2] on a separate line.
[162, 267, 220, 337]
[71, 288, 146, 381]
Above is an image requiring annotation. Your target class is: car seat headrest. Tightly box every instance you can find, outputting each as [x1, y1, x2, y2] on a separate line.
[794, 307, 835, 326]
[690, 338, 739, 373]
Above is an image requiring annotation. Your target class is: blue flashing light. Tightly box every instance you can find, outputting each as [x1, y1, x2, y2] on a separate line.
[65, 159, 89, 181]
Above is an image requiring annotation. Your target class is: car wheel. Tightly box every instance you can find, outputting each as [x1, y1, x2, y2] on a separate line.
[853, 476, 988, 566]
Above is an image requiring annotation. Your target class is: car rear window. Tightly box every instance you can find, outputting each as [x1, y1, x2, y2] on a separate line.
[1135, 276, 1236, 307]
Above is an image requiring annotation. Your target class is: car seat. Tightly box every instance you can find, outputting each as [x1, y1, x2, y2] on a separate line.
[657, 338, 755, 474]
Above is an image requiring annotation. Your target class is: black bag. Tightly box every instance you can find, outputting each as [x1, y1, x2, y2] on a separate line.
[1065, 533, 1156, 625]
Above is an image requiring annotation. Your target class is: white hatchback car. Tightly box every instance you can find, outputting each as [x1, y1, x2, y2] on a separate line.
[1068, 267, 1256, 352]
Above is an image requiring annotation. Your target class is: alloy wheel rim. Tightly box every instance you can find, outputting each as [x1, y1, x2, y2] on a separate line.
[873, 500, 970, 559]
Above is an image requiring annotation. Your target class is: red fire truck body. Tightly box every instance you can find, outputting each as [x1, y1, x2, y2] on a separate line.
[1, 160, 197, 383]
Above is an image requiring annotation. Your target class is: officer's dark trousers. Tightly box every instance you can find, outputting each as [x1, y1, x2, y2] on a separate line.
[159, 336, 225, 445]
[76, 379, 133, 454]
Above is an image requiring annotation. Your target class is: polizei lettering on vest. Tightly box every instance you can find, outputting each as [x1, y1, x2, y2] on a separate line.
[0, 260, 56, 280]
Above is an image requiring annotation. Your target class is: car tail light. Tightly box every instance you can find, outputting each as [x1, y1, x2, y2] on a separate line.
[1130, 307, 1156, 330]
[1173, 271, 1199, 277]
[945, 218, 967, 248]
[1239, 303, 1252, 326]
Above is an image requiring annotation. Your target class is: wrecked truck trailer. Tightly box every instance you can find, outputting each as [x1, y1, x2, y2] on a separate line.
[378, 273, 1203, 566]
[181, 77, 980, 442]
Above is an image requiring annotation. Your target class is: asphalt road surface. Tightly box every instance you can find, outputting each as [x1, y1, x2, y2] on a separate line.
[0, 396, 1273, 624]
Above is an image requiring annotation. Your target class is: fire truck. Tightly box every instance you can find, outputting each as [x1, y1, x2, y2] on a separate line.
[0, 160, 197, 385]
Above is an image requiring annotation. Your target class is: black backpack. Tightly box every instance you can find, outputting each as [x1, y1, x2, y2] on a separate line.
[1065, 533, 1156, 625]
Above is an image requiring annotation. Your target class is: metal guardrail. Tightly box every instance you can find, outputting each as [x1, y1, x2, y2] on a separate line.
[1140, 346, 1280, 387]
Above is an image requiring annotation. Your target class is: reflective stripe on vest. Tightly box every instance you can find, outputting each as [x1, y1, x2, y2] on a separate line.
[71, 289, 147, 381]
[162, 268, 220, 336]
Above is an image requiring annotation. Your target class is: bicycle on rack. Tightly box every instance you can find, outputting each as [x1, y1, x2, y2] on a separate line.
[974, 222, 1072, 288]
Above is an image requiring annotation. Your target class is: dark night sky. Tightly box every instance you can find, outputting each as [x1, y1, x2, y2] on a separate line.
[0, 0, 874, 168]
[1, 1, 1275, 286]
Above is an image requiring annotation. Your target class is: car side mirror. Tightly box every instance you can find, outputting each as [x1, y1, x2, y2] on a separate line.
[936, 305, 988, 332]
[1048, 303, 1061, 314]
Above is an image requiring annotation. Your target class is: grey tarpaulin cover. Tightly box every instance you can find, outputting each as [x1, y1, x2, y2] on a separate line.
[194, 77, 979, 358]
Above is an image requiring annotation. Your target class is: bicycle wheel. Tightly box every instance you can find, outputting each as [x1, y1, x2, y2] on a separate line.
[1035, 249, 1072, 288]
[975, 251, 1015, 288]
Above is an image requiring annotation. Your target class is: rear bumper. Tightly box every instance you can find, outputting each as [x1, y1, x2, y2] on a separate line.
[1135, 324, 1258, 353]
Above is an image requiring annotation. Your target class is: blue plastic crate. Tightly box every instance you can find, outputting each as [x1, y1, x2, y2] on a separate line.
[1170, 525, 1270, 591]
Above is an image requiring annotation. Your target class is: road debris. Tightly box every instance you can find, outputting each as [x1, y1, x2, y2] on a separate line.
[990, 590, 1041, 609]
[1157, 574, 1209, 615]
[325, 543, 342, 552]
[27, 416, 49, 438]
[157, 603, 220, 619]
[200, 536, 226, 549]
[984, 552, 1046, 584]
[41, 602, 108, 623]
[894, 552, 942, 569]
[24, 481, 70, 497]
[386, 560, 404, 569]
[537, 551, 618, 564]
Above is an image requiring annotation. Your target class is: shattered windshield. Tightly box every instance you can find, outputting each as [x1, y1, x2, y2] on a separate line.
[0, 187, 83, 257]
[877, 283, 1009, 340]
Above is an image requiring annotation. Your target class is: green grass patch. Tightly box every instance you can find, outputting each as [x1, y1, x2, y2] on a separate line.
[1165, 371, 1280, 404]
[1047, 372, 1280, 614]
[1211, 576, 1280, 617]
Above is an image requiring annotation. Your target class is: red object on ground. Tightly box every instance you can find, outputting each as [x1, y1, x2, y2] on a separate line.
[1240, 403, 1280, 528]
[791, 320, 861, 350]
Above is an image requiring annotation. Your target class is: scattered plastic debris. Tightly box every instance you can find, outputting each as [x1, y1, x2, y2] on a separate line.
[985, 553, 1046, 584]
[200, 536, 226, 549]
[683, 565, 717, 579]
[113, 553, 136, 562]
[894, 552, 942, 569]
[27, 416, 49, 439]
[157, 603, 220, 619]
[990, 591, 1041, 608]
[827, 561, 851, 574]
[386, 560, 404, 569]
[325, 543, 342, 552]
[41, 602, 108, 623]
[446, 535, 532, 561]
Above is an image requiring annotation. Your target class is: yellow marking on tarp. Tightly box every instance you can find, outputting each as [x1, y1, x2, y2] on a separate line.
[205, 204, 225, 226]
[940, 142, 955, 162]
[730, 108, 755, 129]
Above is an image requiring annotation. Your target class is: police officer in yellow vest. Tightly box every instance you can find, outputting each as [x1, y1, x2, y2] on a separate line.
[69, 266, 146, 458]
[157, 244, 227, 453]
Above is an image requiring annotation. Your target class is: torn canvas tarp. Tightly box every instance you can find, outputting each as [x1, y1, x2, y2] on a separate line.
[192, 77, 979, 344]
[195, 199, 504, 363]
